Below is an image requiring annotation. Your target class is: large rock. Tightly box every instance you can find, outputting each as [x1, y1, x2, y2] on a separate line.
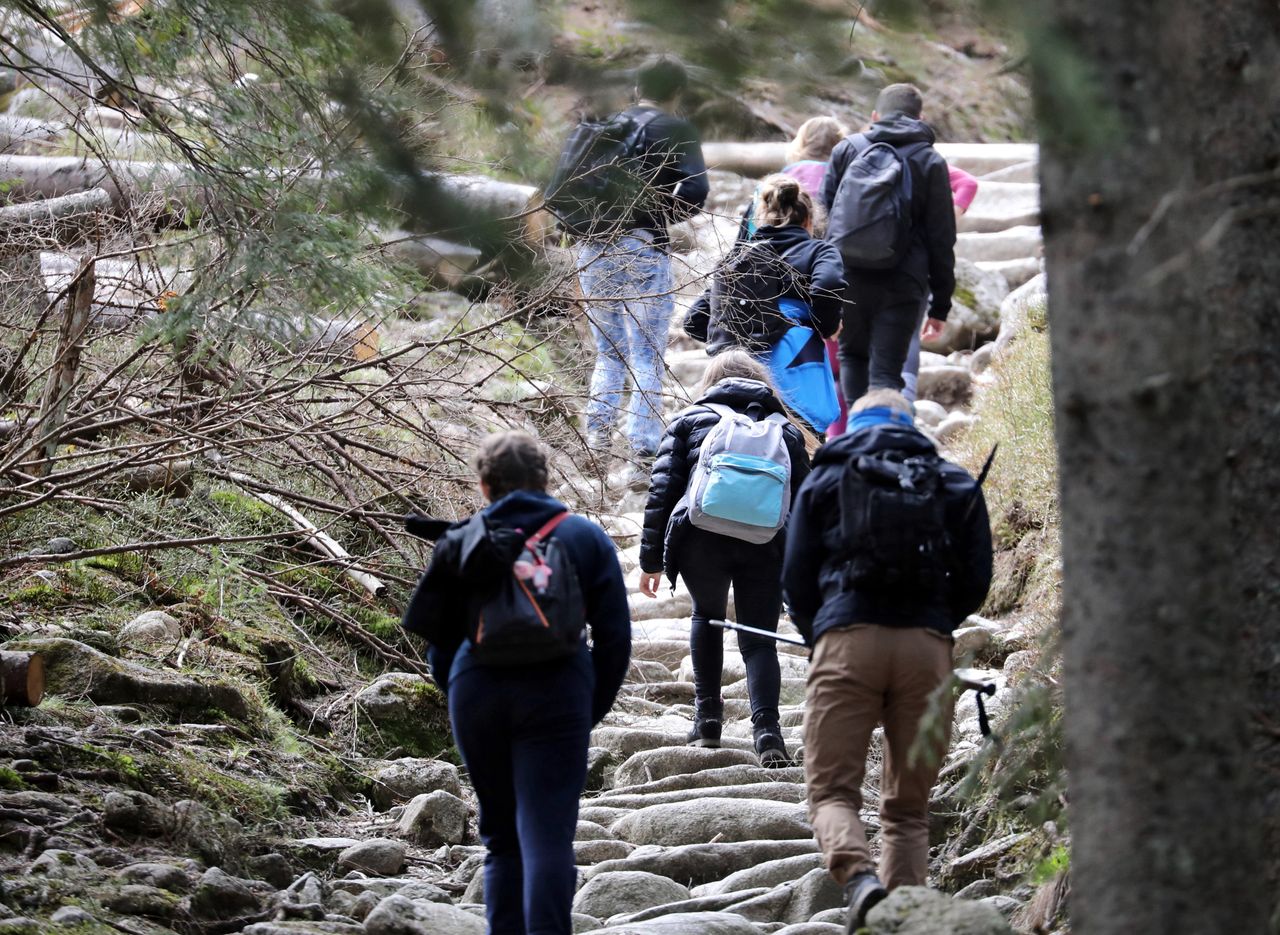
[591, 729, 753, 762]
[692, 853, 824, 897]
[355, 673, 450, 758]
[364, 894, 486, 935]
[372, 758, 462, 809]
[994, 273, 1048, 353]
[586, 840, 819, 889]
[976, 257, 1041, 290]
[720, 868, 844, 924]
[338, 839, 406, 876]
[629, 592, 694, 622]
[189, 867, 267, 920]
[924, 259, 1009, 353]
[599, 781, 807, 811]
[725, 677, 806, 706]
[397, 790, 468, 846]
[942, 832, 1031, 887]
[575, 840, 636, 865]
[3, 637, 251, 720]
[119, 610, 181, 646]
[867, 885, 1013, 934]
[614, 747, 759, 788]
[600, 765, 805, 799]
[611, 798, 811, 847]
[591, 911, 763, 934]
[916, 366, 973, 409]
[573, 871, 690, 920]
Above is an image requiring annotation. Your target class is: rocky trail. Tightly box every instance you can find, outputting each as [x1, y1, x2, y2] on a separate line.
[0, 144, 1049, 935]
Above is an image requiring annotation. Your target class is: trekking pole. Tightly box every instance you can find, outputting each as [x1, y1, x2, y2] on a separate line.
[963, 443, 999, 522]
[710, 619, 807, 647]
[955, 667, 1002, 748]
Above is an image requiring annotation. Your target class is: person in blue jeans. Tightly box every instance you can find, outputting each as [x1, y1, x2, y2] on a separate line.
[575, 57, 709, 472]
[401, 432, 631, 935]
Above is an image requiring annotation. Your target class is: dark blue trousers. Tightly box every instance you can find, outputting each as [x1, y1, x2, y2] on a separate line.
[449, 658, 592, 935]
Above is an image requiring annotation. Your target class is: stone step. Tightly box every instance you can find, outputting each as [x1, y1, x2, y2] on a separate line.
[957, 181, 1040, 234]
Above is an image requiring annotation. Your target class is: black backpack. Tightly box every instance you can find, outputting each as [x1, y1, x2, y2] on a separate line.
[707, 240, 797, 354]
[826, 138, 929, 270]
[543, 109, 663, 239]
[457, 511, 587, 665]
[837, 449, 956, 595]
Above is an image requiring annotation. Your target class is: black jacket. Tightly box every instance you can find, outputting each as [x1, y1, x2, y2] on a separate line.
[820, 115, 957, 320]
[782, 423, 992, 644]
[684, 224, 847, 354]
[622, 104, 710, 245]
[401, 490, 631, 725]
[640, 378, 812, 582]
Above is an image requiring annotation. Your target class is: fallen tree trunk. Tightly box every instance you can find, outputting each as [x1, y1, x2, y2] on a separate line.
[380, 231, 483, 287]
[0, 651, 44, 707]
[700, 141, 1040, 179]
[0, 115, 64, 154]
[30, 257, 94, 476]
[224, 472, 387, 598]
[0, 188, 112, 254]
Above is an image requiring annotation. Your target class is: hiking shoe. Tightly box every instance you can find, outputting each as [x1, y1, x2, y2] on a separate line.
[686, 706, 722, 748]
[753, 724, 792, 769]
[844, 871, 888, 933]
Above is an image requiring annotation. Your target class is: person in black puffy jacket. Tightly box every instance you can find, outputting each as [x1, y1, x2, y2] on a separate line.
[637, 351, 811, 766]
[684, 175, 846, 435]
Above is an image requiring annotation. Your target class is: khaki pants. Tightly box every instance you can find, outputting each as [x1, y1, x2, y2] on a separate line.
[804, 624, 953, 890]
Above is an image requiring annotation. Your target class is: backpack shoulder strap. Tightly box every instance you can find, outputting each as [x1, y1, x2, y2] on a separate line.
[621, 107, 667, 157]
[526, 511, 571, 549]
[703, 402, 738, 421]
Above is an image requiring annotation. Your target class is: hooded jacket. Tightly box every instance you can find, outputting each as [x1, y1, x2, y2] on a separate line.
[401, 489, 631, 725]
[640, 378, 812, 582]
[683, 224, 847, 355]
[782, 422, 992, 645]
[820, 114, 957, 320]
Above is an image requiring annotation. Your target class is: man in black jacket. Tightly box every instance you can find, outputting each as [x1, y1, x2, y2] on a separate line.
[821, 83, 956, 404]
[783, 390, 991, 932]
[576, 56, 710, 468]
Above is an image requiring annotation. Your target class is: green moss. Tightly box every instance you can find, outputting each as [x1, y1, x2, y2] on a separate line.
[0, 766, 26, 790]
[351, 606, 400, 639]
[953, 285, 978, 309]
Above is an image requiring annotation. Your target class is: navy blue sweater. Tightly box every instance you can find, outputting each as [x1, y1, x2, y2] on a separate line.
[401, 490, 631, 725]
[782, 423, 992, 644]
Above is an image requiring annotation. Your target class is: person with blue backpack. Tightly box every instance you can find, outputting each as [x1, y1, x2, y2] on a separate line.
[685, 174, 847, 436]
[821, 83, 956, 405]
[637, 351, 811, 766]
[401, 431, 630, 935]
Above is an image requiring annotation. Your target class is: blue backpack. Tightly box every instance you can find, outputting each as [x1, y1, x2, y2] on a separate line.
[686, 403, 793, 545]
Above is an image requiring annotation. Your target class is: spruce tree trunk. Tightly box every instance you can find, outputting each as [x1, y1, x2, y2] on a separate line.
[1034, 1, 1279, 931]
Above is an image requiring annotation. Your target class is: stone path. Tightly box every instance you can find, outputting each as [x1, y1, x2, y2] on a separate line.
[255, 145, 1049, 935]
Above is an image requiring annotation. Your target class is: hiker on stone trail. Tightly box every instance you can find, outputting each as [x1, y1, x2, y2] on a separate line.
[734, 116, 854, 438]
[821, 83, 957, 405]
[685, 174, 846, 436]
[781, 389, 993, 933]
[636, 351, 811, 767]
[400, 431, 631, 935]
[900, 163, 979, 404]
[547, 55, 709, 484]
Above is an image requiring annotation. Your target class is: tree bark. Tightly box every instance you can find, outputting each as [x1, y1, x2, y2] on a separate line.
[699, 141, 1039, 179]
[0, 188, 112, 254]
[1034, 1, 1279, 931]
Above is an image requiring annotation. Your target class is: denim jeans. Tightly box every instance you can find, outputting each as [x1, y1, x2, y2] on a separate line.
[901, 303, 929, 403]
[577, 234, 674, 455]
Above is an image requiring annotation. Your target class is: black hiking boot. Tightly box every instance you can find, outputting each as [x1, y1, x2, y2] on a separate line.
[844, 871, 888, 933]
[685, 703, 723, 748]
[752, 724, 792, 769]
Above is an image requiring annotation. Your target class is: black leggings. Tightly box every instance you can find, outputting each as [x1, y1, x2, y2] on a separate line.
[677, 527, 784, 728]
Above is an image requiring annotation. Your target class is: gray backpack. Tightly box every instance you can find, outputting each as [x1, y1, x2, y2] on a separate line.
[686, 403, 793, 544]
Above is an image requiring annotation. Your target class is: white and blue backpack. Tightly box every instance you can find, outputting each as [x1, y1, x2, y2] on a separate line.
[686, 403, 793, 544]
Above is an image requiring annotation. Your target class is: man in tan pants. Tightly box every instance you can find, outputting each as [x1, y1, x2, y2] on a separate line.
[782, 390, 993, 932]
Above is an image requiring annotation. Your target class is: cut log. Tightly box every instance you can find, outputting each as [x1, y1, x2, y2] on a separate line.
[240, 312, 380, 362]
[223, 472, 386, 597]
[432, 172, 553, 242]
[0, 651, 45, 707]
[0, 188, 113, 255]
[0, 154, 190, 208]
[0, 115, 65, 155]
[380, 232, 483, 286]
[699, 141, 1040, 180]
